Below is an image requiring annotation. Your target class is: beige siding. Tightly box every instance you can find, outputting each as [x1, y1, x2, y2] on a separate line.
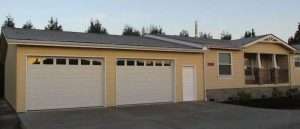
[5, 44, 17, 109]
[243, 42, 290, 54]
[291, 54, 300, 86]
[204, 50, 245, 89]
[15, 45, 204, 112]
[205, 42, 294, 90]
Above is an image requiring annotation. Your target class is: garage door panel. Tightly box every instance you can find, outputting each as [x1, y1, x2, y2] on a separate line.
[116, 59, 174, 105]
[26, 57, 104, 110]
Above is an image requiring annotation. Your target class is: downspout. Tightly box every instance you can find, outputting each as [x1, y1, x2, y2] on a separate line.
[202, 46, 208, 102]
[289, 53, 293, 88]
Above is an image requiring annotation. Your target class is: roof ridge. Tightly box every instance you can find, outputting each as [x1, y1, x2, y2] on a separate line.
[2, 27, 144, 38]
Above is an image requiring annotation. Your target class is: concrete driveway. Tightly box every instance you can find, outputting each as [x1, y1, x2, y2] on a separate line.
[19, 102, 300, 129]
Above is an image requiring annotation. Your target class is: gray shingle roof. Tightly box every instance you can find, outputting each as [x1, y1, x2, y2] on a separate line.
[292, 44, 300, 52]
[1, 28, 198, 49]
[158, 35, 269, 49]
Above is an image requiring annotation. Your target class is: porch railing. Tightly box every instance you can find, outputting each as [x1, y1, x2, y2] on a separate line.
[245, 68, 289, 85]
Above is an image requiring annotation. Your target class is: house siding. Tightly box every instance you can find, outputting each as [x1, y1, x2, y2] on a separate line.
[5, 44, 17, 109]
[15, 45, 204, 112]
[291, 54, 300, 86]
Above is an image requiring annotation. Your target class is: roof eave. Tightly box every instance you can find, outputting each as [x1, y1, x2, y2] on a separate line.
[6, 39, 204, 53]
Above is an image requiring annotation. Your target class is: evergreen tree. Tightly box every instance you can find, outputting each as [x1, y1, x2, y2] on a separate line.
[22, 21, 34, 29]
[221, 31, 232, 40]
[244, 28, 256, 38]
[122, 25, 140, 36]
[288, 23, 300, 45]
[244, 31, 252, 38]
[2, 15, 15, 28]
[199, 32, 213, 39]
[179, 30, 189, 37]
[149, 25, 164, 35]
[87, 19, 107, 34]
[251, 28, 256, 37]
[45, 17, 63, 31]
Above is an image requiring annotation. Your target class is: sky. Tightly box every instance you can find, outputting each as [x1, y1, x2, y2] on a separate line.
[0, 0, 299, 40]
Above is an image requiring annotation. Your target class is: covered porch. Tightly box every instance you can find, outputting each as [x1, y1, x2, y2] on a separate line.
[244, 53, 289, 85]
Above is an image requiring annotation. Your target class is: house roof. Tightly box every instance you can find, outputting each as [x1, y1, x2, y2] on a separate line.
[157, 35, 269, 49]
[292, 44, 300, 53]
[1, 28, 200, 51]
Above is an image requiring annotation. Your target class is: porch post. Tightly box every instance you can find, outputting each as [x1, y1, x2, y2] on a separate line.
[257, 53, 262, 68]
[272, 54, 279, 84]
[257, 53, 263, 84]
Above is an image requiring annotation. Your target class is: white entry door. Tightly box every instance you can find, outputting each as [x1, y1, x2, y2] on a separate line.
[26, 57, 104, 110]
[183, 66, 196, 101]
[116, 59, 174, 105]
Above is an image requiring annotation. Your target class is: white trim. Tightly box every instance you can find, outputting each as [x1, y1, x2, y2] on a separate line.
[217, 52, 233, 79]
[182, 65, 197, 101]
[7, 39, 203, 53]
[257, 53, 262, 68]
[242, 35, 296, 51]
[272, 54, 279, 69]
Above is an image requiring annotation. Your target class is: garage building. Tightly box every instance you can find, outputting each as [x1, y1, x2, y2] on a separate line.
[0, 28, 205, 112]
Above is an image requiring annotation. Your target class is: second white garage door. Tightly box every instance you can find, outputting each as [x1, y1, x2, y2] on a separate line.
[26, 57, 104, 110]
[116, 59, 174, 105]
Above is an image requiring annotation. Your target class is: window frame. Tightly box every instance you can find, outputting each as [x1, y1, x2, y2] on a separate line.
[56, 58, 67, 65]
[81, 59, 91, 65]
[295, 55, 300, 68]
[92, 59, 102, 66]
[136, 60, 145, 66]
[42, 58, 54, 65]
[218, 52, 233, 79]
[68, 58, 79, 65]
[117, 59, 125, 66]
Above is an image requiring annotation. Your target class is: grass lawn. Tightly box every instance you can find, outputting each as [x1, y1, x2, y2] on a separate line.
[224, 97, 300, 109]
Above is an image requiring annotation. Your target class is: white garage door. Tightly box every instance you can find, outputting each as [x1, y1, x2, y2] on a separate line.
[26, 57, 104, 110]
[116, 59, 174, 105]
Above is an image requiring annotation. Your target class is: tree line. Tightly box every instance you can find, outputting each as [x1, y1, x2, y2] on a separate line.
[1, 15, 299, 44]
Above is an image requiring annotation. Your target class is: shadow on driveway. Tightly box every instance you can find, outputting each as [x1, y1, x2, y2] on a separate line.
[19, 102, 300, 129]
[0, 99, 22, 129]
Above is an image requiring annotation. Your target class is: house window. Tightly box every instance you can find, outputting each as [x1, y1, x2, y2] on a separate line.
[81, 59, 90, 65]
[137, 60, 144, 66]
[164, 61, 171, 66]
[56, 58, 66, 65]
[92, 60, 102, 65]
[295, 56, 300, 67]
[127, 60, 135, 66]
[117, 60, 125, 66]
[146, 60, 154, 66]
[155, 61, 163, 66]
[69, 59, 78, 65]
[219, 53, 232, 76]
[43, 58, 53, 65]
[29, 57, 41, 64]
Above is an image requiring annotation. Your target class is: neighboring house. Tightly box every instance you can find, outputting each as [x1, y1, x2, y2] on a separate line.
[0, 28, 299, 113]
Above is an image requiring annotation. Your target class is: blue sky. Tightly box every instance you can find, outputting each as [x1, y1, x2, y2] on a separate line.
[1, 0, 299, 40]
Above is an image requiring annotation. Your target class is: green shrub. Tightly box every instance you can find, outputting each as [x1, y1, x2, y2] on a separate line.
[286, 88, 300, 99]
[237, 91, 252, 102]
[261, 94, 267, 99]
[272, 88, 283, 98]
